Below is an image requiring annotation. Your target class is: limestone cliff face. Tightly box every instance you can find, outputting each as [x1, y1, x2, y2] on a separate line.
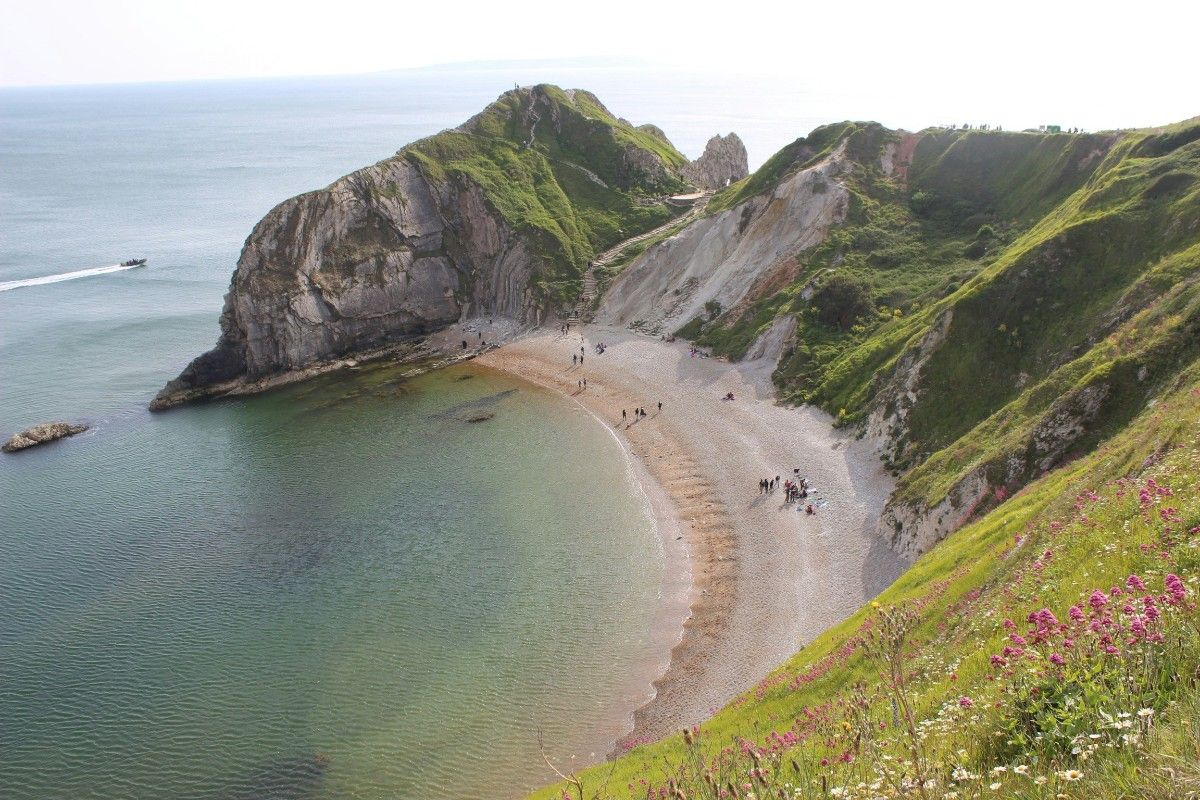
[152, 159, 532, 408]
[596, 143, 849, 333]
[681, 133, 749, 190]
[152, 85, 693, 409]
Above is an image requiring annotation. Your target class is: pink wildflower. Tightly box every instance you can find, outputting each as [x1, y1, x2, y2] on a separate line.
[1127, 574, 1147, 592]
[1165, 574, 1187, 605]
[1143, 596, 1160, 621]
[959, 696, 974, 708]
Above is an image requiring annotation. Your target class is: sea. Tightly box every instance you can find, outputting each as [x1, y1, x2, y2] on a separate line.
[0, 61, 824, 799]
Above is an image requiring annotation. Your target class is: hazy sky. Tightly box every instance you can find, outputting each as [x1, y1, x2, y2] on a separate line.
[1, 0, 1196, 131]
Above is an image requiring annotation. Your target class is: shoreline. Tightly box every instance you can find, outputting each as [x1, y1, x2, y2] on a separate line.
[474, 324, 907, 751]
[468, 358, 694, 761]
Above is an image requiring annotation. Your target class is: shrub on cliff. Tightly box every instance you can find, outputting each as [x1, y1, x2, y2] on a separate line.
[812, 274, 875, 331]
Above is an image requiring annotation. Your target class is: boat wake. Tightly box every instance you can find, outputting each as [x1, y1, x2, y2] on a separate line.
[0, 263, 143, 293]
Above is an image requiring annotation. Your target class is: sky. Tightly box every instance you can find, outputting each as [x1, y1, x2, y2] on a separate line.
[1, 0, 1197, 131]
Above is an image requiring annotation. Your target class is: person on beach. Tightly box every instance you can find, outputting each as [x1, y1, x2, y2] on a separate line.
[572, 353, 577, 365]
[461, 340, 467, 349]
[622, 409, 627, 422]
[657, 401, 662, 412]
[583, 379, 587, 389]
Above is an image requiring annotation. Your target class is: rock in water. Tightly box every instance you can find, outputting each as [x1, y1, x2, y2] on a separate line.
[682, 133, 749, 190]
[3, 422, 89, 453]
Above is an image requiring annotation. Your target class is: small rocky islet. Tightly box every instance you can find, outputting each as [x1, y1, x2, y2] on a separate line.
[3, 421, 89, 453]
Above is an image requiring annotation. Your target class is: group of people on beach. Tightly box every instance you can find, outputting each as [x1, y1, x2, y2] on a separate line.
[759, 472, 818, 515]
[621, 403, 661, 425]
[570, 340, 612, 366]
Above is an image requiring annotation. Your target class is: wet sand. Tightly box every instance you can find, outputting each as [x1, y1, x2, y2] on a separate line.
[469, 324, 905, 747]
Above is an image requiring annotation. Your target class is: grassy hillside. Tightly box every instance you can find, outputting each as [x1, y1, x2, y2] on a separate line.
[526, 118, 1200, 800]
[397, 85, 691, 307]
[685, 119, 1200, 517]
[531, 365, 1200, 800]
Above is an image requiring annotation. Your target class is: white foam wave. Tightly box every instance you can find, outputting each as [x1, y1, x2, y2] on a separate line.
[0, 263, 142, 293]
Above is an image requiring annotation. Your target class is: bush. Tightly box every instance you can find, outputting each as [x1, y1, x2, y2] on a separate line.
[812, 274, 875, 331]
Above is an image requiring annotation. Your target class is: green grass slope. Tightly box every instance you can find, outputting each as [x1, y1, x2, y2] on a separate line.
[395, 85, 691, 306]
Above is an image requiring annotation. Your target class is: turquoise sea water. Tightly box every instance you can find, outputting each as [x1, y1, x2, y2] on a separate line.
[1, 361, 671, 798]
[0, 64, 817, 798]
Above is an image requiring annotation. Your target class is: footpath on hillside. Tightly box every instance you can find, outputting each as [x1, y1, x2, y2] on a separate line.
[569, 193, 714, 319]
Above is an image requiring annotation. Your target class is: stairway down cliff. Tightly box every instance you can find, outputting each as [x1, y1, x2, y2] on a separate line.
[152, 84, 730, 409]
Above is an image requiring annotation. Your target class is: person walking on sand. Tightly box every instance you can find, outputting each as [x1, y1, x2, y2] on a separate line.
[572, 353, 577, 366]
[583, 379, 587, 389]
[622, 409, 627, 422]
[657, 401, 662, 412]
